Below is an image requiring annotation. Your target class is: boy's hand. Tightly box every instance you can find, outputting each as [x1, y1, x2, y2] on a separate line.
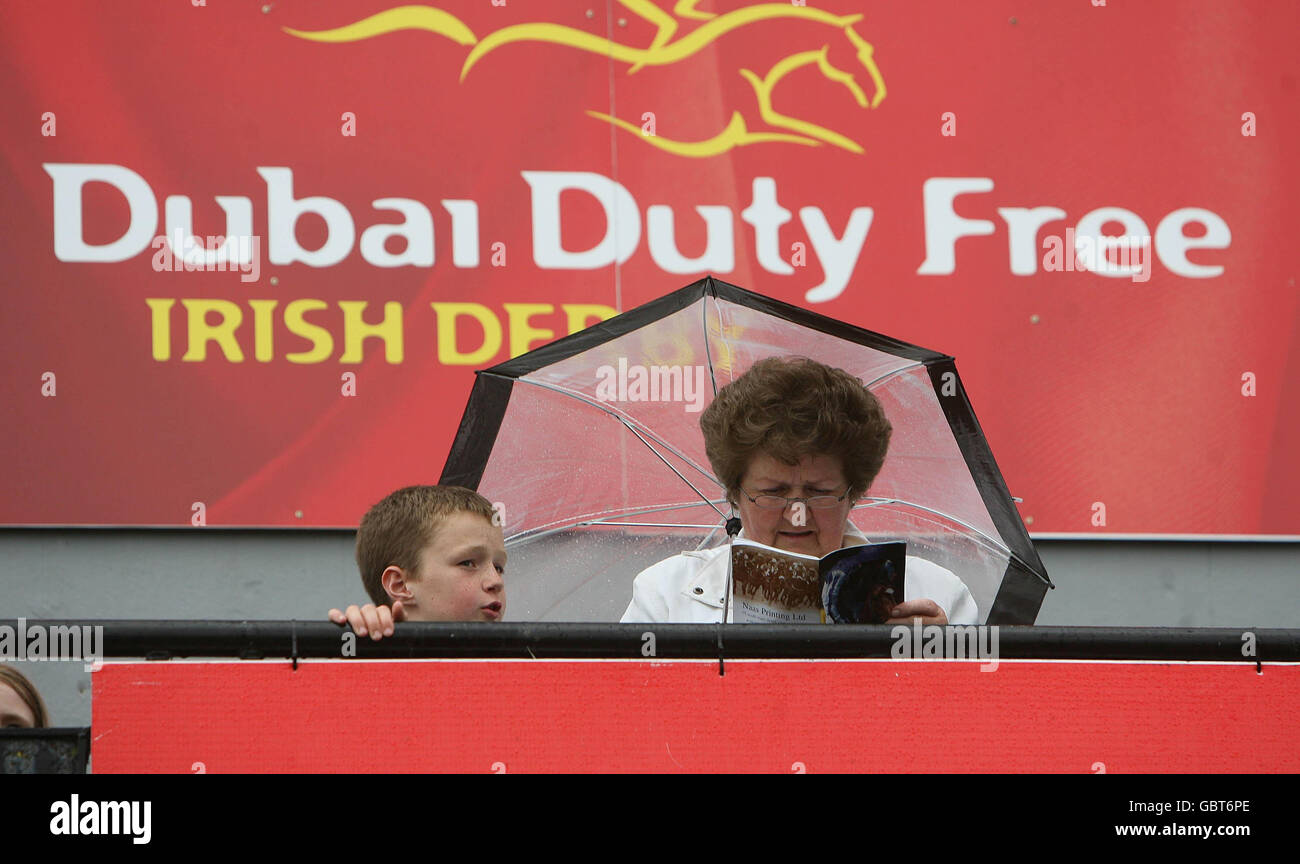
[884, 598, 948, 627]
[328, 601, 407, 640]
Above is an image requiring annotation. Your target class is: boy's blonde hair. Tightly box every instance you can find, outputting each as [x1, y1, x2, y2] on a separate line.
[356, 486, 498, 606]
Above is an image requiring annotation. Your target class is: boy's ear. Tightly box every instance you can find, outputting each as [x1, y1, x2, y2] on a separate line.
[381, 566, 416, 605]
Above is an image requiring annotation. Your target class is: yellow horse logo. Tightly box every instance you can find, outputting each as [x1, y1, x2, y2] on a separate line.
[284, 0, 886, 157]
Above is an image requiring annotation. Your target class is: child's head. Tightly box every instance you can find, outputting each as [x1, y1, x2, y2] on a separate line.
[0, 665, 49, 728]
[355, 486, 506, 622]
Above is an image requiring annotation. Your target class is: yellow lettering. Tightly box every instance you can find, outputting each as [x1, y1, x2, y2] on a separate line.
[248, 300, 278, 363]
[148, 298, 607, 366]
[146, 298, 176, 361]
[338, 301, 404, 363]
[182, 299, 244, 362]
[431, 302, 502, 365]
[503, 303, 554, 357]
[562, 303, 618, 334]
[284, 299, 333, 364]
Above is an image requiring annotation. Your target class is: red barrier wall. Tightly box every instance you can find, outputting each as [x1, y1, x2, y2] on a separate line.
[92, 659, 1299, 772]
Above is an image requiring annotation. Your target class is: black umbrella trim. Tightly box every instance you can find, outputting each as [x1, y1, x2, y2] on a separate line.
[439, 372, 513, 490]
[479, 276, 949, 379]
[924, 360, 1054, 623]
[987, 560, 1053, 626]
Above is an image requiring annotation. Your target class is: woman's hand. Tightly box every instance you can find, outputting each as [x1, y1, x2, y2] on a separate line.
[328, 601, 406, 640]
[885, 598, 948, 627]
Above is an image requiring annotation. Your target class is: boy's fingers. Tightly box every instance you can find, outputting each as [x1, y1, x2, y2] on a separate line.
[376, 605, 395, 636]
[362, 606, 381, 639]
[345, 605, 368, 636]
[331, 604, 398, 637]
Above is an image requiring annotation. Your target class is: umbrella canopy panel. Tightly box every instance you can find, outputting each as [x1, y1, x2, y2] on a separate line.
[445, 278, 1050, 624]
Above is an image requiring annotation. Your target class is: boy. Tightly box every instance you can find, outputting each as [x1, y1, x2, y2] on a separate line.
[329, 485, 506, 638]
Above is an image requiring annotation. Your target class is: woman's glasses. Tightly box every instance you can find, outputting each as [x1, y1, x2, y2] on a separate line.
[739, 489, 850, 510]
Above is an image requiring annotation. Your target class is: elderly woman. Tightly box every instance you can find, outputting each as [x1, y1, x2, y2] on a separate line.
[621, 356, 977, 624]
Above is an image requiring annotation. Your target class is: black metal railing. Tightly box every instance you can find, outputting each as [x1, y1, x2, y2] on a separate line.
[3, 620, 1297, 662]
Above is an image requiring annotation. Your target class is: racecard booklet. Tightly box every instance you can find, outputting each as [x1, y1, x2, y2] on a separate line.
[729, 539, 907, 624]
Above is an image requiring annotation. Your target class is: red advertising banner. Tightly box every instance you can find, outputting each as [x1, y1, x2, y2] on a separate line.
[92, 659, 1299, 773]
[2, 1, 1296, 534]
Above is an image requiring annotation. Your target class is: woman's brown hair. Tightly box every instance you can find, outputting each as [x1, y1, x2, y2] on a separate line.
[700, 356, 891, 503]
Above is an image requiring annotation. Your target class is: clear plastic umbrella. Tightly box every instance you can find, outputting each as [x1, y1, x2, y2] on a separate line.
[441, 276, 1051, 623]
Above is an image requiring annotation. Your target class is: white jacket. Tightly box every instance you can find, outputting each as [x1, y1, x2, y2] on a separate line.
[620, 524, 979, 624]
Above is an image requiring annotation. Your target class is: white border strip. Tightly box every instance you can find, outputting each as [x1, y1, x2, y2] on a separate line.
[95, 658, 1300, 667]
[7, 527, 1299, 541]
[1031, 532, 1300, 543]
